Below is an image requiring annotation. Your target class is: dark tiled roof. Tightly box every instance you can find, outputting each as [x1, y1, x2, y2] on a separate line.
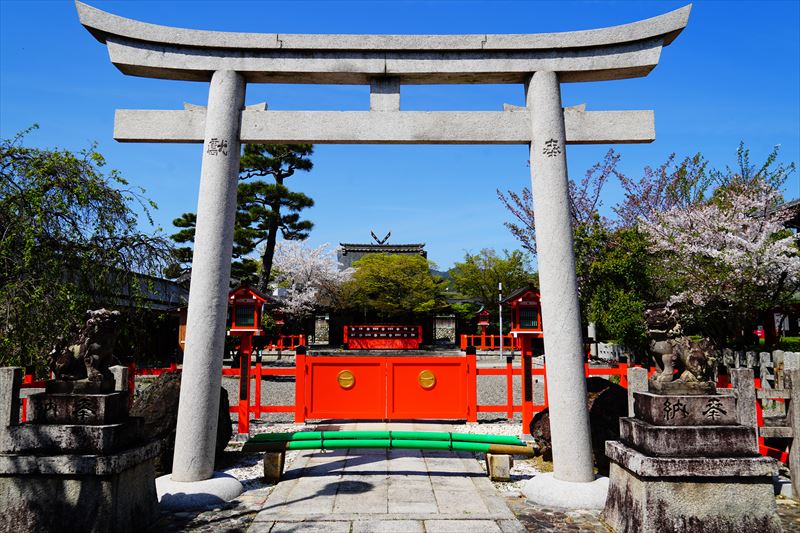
[339, 243, 426, 253]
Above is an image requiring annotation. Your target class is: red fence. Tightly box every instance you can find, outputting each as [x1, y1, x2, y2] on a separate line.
[19, 371, 47, 422]
[459, 334, 522, 351]
[15, 353, 793, 466]
[475, 359, 631, 430]
[259, 334, 305, 352]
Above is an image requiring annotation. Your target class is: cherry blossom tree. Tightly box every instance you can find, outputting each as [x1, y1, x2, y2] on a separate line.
[270, 241, 353, 317]
[640, 146, 798, 347]
[497, 149, 619, 257]
[498, 143, 797, 350]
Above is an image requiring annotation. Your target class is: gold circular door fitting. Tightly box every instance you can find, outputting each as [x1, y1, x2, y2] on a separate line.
[337, 370, 355, 389]
[418, 370, 436, 389]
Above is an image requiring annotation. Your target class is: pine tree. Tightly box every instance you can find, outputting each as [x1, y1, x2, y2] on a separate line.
[166, 144, 314, 290]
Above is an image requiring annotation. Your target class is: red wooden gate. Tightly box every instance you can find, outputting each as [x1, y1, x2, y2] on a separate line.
[301, 355, 476, 421]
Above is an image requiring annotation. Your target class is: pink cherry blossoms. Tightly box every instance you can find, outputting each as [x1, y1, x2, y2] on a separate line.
[641, 184, 799, 310]
[271, 241, 353, 317]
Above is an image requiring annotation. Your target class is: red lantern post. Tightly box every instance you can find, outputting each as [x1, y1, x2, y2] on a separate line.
[478, 309, 490, 348]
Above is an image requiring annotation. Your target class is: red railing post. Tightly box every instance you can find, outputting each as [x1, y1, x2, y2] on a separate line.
[20, 368, 33, 422]
[754, 378, 766, 453]
[521, 353, 534, 431]
[254, 361, 263, 418]
[237, 355, 250, 434]
[619, 362, 629, 388]
[294, 346, 307, 422]
[505, 355, 514, 420]
[466, 346, 478, 422]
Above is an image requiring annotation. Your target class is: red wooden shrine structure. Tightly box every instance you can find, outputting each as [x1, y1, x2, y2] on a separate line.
[226, 286, 272, 359]
[343, 325, 422, 350]
[459, 286, 542, 352]
[506, 285, 544, 353]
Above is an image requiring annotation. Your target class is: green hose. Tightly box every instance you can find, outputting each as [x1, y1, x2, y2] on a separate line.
[248, 430, 525, 446]
[242, 431, 535, 456]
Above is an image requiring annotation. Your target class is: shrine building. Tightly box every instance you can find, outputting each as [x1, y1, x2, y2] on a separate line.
[337, 234, 426, 270]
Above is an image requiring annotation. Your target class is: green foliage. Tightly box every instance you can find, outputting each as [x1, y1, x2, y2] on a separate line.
[449, 302, 481, 322]
[577, 225, 655, 357]
[240, 144, 315, 291]
[341, 254, 448, 318]
[449, 249, 533, 314]
[260, 312, 279, 342]
[778, 336, 800, 352]
[166, 143, 315, 289]
[0, 127, 174, 368]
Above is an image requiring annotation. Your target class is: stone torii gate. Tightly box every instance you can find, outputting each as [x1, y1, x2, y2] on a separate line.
[76, 1, 690, 507]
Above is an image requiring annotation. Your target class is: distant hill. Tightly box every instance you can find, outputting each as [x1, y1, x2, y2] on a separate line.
[431, 269, 451, 280]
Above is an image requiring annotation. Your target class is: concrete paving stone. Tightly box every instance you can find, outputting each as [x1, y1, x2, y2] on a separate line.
[269, 520, 353, 533]
[284, 496, 336, 514]
[387, 448, 423, 458]
[333, 485, 388, 514]
[348, 447, 389, 456]
[498, 518, 528, 533]
[351, 519, 425, 533]
[387, 500, 440, 514]
[285, 482, 338, 500]
[424, 519, 504, 533]
[433, 489, 490, 515]
[430, 475, 476, 491]
[387, 487, 435, 503]
[387, 454, 425, 465]
[387, 477, 432, 490]
[332, 499, 388, 514]
[470, 481, 516, 518]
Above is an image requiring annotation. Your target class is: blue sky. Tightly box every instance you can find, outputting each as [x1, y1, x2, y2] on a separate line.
[1, 1, 798, 271]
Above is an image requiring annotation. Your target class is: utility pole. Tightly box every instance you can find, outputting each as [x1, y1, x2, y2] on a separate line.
[499, 282, 503, 358]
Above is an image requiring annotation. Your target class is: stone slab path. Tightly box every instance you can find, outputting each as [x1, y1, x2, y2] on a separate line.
[248, 422, 525, 533]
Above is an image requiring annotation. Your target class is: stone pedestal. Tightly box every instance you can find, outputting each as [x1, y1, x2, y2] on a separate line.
[602, 390, 782, 533]
[0, 367, 160, 533]
[0, 441, 160, 533]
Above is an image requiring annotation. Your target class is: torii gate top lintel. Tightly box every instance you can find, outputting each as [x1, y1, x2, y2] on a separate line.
[76, 1, 690, 84]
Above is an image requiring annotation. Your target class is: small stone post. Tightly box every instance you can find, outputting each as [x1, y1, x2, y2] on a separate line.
[172, 70, 246, 483]
[627, 367, 649, 417]
[787, 369, 800, 501]
[526, 71, 594, 483]
[0, 367, 22, 428]
[730, 368, 759, 451]
[111, 365, 128, 392]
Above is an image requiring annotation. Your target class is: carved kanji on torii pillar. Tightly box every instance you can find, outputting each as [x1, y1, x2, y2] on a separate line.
[76, 0, 690, 506]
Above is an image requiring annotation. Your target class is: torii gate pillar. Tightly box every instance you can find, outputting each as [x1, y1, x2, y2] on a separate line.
[521, 71, 608, 505]
[172, 71, 245, 483]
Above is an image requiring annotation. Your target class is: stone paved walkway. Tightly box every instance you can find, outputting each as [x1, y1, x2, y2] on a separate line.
[248, 422, 524, 532]
[147, 421, 800, 532]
